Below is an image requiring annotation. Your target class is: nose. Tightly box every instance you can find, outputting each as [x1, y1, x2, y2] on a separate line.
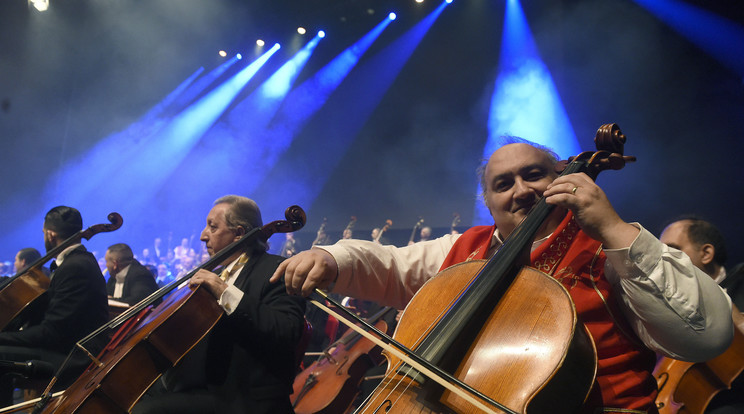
[200, 227, 208, 242]
[512, 177, 534, 201]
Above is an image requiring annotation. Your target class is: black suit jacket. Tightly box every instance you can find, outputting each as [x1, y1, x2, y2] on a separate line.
[0, 246, 109, 354]
[150, 251, 306, 414]
[106, 260, 159, 305]
[722, 263, 744, 311]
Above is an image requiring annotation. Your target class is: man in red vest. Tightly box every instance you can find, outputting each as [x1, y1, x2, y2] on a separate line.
[272, 138, 733, 413]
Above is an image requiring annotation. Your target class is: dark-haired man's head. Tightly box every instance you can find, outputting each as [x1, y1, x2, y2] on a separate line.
[105, 243, 135, 278]
[14, 247, 42, 273]
[660, 216, 727, 278]
[43, 206, 83, 253]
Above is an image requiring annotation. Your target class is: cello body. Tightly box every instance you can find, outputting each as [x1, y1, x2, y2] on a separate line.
[41, 285, 222, 413]
[359, 261, 596, 414]
[0, 267, 49, 330]
[291, 310, 393, 414]
[654, 307, 744, 413]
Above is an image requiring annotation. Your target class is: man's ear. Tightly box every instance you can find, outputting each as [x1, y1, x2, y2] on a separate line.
[699, 243, 715, 266]
[45, 229, 58, 244]
[233, 226, 246, 241]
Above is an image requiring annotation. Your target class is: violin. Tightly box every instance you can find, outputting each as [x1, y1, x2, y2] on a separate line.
[408, 217, 424, 245]
[291, 306, 398, 414]
[33, 206, 306, 413]
[314, 124, 636, 413]
[0, 212, 123, 331]
[654, 305, 744, 413]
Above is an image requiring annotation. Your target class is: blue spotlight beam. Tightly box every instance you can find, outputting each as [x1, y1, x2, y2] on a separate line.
[251, 2, 452, 244]
[168, 55, 241, 114]
[154, 37, 324, 218]
[632, 0, 744, 76]
[1, 47, 280, 258]
[267, 14, 395, 146]
[475, 0, 580, 225]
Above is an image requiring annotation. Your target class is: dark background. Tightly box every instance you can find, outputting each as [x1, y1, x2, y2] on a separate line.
[1, 0, 743, 265]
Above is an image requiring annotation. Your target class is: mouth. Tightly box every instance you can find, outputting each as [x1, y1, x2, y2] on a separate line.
[513, 204, 534, 214]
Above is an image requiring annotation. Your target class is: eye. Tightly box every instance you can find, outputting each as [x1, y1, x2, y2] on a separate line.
[493, 179, 512, 193]
[525, 169, 546, 181]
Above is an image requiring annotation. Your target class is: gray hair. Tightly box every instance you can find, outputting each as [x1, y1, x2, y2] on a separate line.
[214, 195, 263, 232]
[476, 136, 560, 203]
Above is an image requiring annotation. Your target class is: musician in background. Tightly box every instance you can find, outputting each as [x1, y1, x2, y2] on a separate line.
[0, 206, 109, 407]
[408, 226, 433, 245]
[660, 216, 744, 310]
[274, 137, 733, 413]
[341, 227, 353, 240]
[370, 228, 391, 245]
[660, 216, 744, 413]
[133, 195, 305, 414]
[104, 243, 158, 306]
[173, 237, 195, 262]
[279, 232, 300, 258]
[13, 247, 50, 276]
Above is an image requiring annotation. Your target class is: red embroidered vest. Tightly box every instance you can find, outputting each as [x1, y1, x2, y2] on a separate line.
[439, 212, 658, 413]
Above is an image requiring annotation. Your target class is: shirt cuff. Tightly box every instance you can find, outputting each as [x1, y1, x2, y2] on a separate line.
[315, 244, 351, 292]
[603, 223, 663, 279]
[218, 284, 244, 315]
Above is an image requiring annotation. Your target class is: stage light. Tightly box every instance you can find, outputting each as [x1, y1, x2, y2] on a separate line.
[236, 53, 242, 60]
[318, 30, 326, 38]
[297, 27, 306, 35]
[28, 0, 49, 11]
[415, 0, 424, 3]
[446, 0, 453, 3]
[256, 39, 265, 47]
[389, 12, 397, 20]
[218, 50, 227, 57]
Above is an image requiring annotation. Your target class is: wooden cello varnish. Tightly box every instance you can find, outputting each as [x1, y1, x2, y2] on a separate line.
[654, 306, 744, 413]
[359, 262, 596, 414]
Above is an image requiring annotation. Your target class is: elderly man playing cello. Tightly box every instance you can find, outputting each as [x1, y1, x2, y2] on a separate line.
[272, 137, 733, 414]
[134, 195, 306, 414]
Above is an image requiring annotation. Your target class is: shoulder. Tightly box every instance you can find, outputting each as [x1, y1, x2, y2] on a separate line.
[254, 252, 285, 269]
[460, 225, 495, 240]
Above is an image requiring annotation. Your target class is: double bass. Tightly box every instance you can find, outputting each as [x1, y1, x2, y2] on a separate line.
[32, 206, 306, 414]
[314, 124, 636, 413]
[0, 212, 123, 331]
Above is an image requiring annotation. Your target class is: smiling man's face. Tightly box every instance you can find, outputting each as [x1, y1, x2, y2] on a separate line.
[483, 143, 559, 239]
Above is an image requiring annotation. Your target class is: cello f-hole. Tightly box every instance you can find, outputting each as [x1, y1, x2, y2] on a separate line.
[372, 399, 392, 413]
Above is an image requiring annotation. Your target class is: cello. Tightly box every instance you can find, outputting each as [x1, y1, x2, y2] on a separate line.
[313, 124, 636, 413]
[654, 305, 744, 413]
[291, 306, 398, 414]
[0, 212, 123, 331]
[32, 205, 306, 414]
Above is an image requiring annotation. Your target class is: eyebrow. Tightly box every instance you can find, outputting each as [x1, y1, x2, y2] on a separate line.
[490, 163, 549, 183]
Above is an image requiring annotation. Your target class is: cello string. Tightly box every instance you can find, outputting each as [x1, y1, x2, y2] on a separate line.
[310, 299, 510, 414]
